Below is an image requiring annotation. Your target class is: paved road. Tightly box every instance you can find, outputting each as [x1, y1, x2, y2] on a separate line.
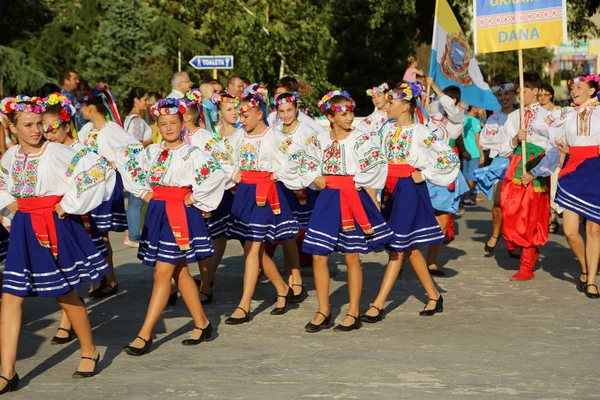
[4, 201, 599, 399]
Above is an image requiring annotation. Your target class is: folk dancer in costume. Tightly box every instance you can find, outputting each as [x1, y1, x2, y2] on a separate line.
[301, 90, 392, 333]
[545, 74, 600, 298]
[269, 91, 322, 299]
[502, 72, 560, 281]
[425, 77, 469, 276]
[362, 82, 459, 322]
[473, 83, 519, 257]
[41, 92, 114, 345]
[268, 76, 327, 135]
[0, 95, 115, 392]
[79, 84, 144, 297]
[357, 82, 390, 137]
[222, 84, 305, 324]
[122, 98, 226, 356]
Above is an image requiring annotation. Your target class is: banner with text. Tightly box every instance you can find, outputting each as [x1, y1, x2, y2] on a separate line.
[473, 0, 567, 53]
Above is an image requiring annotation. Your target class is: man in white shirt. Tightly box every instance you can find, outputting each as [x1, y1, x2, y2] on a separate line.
[227, 76, 244, 98]
[166, 72, 193, 99]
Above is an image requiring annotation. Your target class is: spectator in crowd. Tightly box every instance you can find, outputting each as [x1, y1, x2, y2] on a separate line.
[461, 106, 485, 207]
[240, 77, 251, 91]
[167, 72, 193, 99]
[402, 56, 424, 83]
[539, 83, 558, 112]
[226, 76, 244, 97]
[59, 68, 87, 130]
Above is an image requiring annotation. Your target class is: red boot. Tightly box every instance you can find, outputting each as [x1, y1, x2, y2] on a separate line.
[510, 247, 539, 281]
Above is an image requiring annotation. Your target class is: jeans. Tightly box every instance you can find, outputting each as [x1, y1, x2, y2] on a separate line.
[126, 192, 144, 241]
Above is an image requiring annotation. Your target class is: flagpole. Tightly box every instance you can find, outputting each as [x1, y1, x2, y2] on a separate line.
[426, 0, 440, 108]
[518, 49, 527, 173]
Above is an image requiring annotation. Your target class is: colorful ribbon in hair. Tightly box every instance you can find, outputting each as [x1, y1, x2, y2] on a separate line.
[318, 90, 356, 113]
[491, 83, 515, 93]
[149, 98, 188, 117]
[239, 83, 270, 126]
[41, 92, 76, 133]
[366, 83, 390, 96]
[79, 84, 123, 127]
[0, 95, 43, 115]
[569, 74, 600, 86]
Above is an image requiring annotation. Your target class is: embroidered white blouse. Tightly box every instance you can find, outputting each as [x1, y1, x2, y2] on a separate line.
[0, 142, 115, 216]
[376, 121, 460, 187]
[428, 95, 465, 141]
[357, 108, 388, 138]
[479, 111, 511, 158]
[300, 128, 388, 190]
[545, 101, 600, 146]
[123, 143, 226, 212]
[268, 110, 327, 134]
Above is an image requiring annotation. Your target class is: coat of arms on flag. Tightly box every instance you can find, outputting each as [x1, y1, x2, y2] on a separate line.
[440, 34, 473, 86]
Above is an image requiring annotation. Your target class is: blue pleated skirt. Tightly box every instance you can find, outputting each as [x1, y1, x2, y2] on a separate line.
[0, 225, 9, 262]
[303, 189, 393, 256]
[556, 157, 600, 224]
[383, 178, 445, 252]
[426, 171, 469, 214]
[2, 213, 109, 297]
[228, 182, 299, 243]
[473, 156, 510, 200]
[91, 173, 127, 232]
[138, 199, 214, 266]
[72, 215, 109, 257]
[205, 188, 234, 239]
[278, 183, 316, 229]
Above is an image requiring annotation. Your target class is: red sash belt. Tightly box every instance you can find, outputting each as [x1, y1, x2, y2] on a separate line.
[18, 195, 62, 258]
[559, 146, 599, 179]
[240, 171, 281, 215]
[383, 164, 416, 208]
[325, 176, 373, 234]
[447, 146, 460, 192]
[153, 186, 192, 251]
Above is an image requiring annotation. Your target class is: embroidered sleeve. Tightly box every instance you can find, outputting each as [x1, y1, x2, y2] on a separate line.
[545, 107, 569, 127]
[123, 143, 146, 185]
[194, 157, 222, 185]
[417, 125, 460, 187]
[0, 155, 16, 216]
[190, 153, 226, 212]
[74, 158, 110, 197]
[354, 132, 387, 190]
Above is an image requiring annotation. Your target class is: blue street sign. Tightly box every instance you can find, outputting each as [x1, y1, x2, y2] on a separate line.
[189, 55, 234, 70]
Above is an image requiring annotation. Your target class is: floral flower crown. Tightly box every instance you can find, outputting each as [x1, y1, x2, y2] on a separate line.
[242, 83, 269, 104]
[79, 83, 109, 103]
[272, 91, 300, 107]
[237, 98, 262, 114]
[183, 89, 202, 107]
[149, 98, 188, 117]
[491, 83, 515, 93]
[41, 92, 76, 133]
[211, 93, 239, 106]
[318, 90, 355, 113]
[388, 82, 423, 102]
[366, 83, 390, 96]
[569, 74, 600, 86]
[0, 95, 43, 115]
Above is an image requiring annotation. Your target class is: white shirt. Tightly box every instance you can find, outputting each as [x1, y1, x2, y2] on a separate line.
[357, 108, 388, 138]
[479, 111, 511, 158]
[166, 89, 185, 100]
[268, 111, 327, 135]
[124, 115, 153, 142]
[546, 101, 600, 146]
[428, 95, 465, 141]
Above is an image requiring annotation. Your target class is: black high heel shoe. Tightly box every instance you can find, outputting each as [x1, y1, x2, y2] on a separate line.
[270, 287, 294, 315]
[122, 336, 152, 356]
[361, 305, 385, 323]
[182, 323, 213, 346]
[88, 277, 107, 298]
[51, 327, 75, 345]
[578, 273, 588, 293]
[72, 348, 100, 378]
[291, 283, 307, 303]
[200, 291, 213, 305]
[0, 373, 19, 395]
[168, 291, 178, 306]
[484, 235, 499, 253]
[428, 266, 446, 277]
[333, 313, 362, 332]
[585, 284, 600, 299]
[419, 295, 444, 316]
[305, 311, 331, 333]
[225, 307, 252, 325]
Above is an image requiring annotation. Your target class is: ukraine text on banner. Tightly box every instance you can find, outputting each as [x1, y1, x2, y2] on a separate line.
[429, 0, 501, 111]
[474, 0, 567, 53]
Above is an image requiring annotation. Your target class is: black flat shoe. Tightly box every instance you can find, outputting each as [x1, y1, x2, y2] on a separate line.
[333, 313, 362, 332]
[305, 311, 331, 333]
[584, 284, 600, 299]
[291, 283, 307, 304]
[72, 349, 100, 378]
[484, 235, 499, 253]
[508, 249, 521, 259]
[419, 295, 444, 316]
[361, 305, 385, 323]
[90, 281, 119, 299]
[168, 291, 178, 306]
[182, 323, 213, 346]
[122, 336, 152, 356]
[88, 278, 108, 298]
[200, 291, 213, 305]
[0, 373, 19, 395]
[51, 327, 75, 345]
[578, 273, 588, 293]
[225, 307, 252, 325]
[428, 268, 446, 277]
[270, 287, 294, 315]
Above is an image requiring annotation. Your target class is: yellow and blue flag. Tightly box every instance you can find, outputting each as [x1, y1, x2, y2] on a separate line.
[428, 0, 500, 110]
